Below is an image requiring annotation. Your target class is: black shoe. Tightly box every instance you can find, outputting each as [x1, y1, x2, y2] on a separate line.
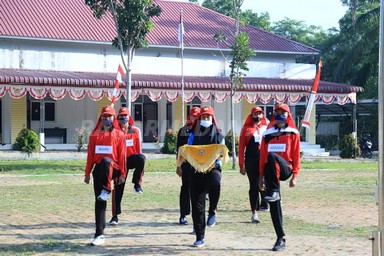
[259, 205, 270, 212]
[264, 192, 280, 202]
[179, 216, 188, 225]
[272, 237, 286, 251]
[109, 215, 118, 226]
[133, 184, 143, 194]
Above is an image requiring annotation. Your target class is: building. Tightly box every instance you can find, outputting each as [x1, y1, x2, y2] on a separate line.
[0, 0, 363, 153]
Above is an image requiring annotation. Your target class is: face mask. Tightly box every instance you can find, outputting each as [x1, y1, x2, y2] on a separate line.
[200, 120, 213, 128]
[102, 119, 113, 127]
[119, 117, 128, 124]
[252, 117, 260, 123]
[274, 114, 287, 123]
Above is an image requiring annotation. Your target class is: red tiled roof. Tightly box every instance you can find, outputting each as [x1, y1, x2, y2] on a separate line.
[0, 0, 319, 53]
[0, 69, 363, 94]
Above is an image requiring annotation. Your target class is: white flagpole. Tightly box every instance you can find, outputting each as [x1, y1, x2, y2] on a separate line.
[179, 10, 185, 123]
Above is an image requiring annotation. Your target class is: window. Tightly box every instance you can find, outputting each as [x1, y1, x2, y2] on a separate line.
[31, 101, 55, 121]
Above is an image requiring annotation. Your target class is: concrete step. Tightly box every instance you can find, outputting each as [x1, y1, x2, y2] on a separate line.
[301, 142, 329, 156]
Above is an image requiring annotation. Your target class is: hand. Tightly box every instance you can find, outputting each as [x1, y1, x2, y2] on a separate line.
[289, 176, 297, 188]
[258, 176, 265, 191]
[239, 167, 246, 176]
[118, 176, 126, 185]
[84, 176, 90, 184]
[176, 166, 182, 177]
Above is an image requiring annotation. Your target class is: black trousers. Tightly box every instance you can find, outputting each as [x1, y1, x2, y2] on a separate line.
[189, 167, 221, 241]
[92, 157, 120, 237]
[245, 157, 268, 212]
[179, 162, 191, 217]
[112, 153, 146, 216]
[264, 153, 293, 239]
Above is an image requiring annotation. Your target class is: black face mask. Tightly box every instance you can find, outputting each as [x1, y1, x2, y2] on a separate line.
[253, 117, 260, 123]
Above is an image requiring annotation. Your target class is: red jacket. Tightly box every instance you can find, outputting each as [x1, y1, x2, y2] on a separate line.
[259, 126, 301, 178]
[85, 128, 127, 178]
[122, 126, 142, 157]
[238, 113, 268, 169]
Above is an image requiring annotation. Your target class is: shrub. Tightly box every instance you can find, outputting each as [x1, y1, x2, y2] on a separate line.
[73, 127, 89, 152]
[13, 128, 40, 155]
[161, 129, 177, 154]
[225, 129, 239, 156]
[338, 133, 360, 159]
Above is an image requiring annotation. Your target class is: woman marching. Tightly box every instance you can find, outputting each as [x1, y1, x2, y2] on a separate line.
[179, 106, 227, 248]
[83, 105, 126, 246]
[238, 106, 269, 224]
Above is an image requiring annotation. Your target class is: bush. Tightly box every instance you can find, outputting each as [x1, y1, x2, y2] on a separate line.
[225, 129, 239, 156]
[338, 134, 360, 159]
[161, 129, 177, 154]
[13, 128, 40, 155]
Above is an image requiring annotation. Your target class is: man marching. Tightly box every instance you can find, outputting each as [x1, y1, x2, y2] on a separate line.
[84, 105, 126, 246]
[109, 107, 146, 225]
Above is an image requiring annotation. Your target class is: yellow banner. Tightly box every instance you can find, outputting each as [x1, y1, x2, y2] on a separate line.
[177, 144, 229, 173]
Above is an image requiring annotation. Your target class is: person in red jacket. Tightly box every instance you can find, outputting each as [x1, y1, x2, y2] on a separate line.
[84, 105, 126, 246]
[109, 107, 146, 226]
[238, 106, 269, 224]
[258, 103, 300, 252]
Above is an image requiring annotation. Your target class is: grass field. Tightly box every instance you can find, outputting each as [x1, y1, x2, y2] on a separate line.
[0, 157, 379, 255]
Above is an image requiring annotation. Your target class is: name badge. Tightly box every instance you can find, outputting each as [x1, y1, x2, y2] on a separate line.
[253, 132, 261, 143]
[95, 145, 113, 154]
[126, 139, 134, 147]
[268, 143, 286, 152]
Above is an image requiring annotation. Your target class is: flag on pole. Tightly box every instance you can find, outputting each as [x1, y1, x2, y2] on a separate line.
[302, 59, 323, 129]
[178, 11, 184, 50]
[111, 64, 125, 107]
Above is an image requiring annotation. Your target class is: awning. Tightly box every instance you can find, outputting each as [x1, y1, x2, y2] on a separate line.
[0, 69, 363, 104]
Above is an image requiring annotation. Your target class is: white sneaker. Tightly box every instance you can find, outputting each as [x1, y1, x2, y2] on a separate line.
[90, 235, 105, 246]
[97, 189, 110, 201]
[251, 214, 260, 223]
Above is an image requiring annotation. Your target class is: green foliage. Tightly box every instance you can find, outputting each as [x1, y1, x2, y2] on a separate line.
[338, 133, 360, 158]
[13, 128, 40, 155]
[225, 129, 238, 156]
[229, 32, 256, 87]
[161, 129, 177, 154]
[85, 0, 161, 51]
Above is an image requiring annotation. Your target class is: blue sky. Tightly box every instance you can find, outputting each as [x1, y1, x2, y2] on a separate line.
[241, 0, 348, 29]
[178, 0, 349, 30]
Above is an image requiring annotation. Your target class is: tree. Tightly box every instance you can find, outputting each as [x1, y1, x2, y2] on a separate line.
[202, 0, 234, 17]
[85, 0, 161, 110]
[240, 10, 272, 31]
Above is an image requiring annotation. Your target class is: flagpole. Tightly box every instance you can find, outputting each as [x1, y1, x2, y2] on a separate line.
[179, 9, 185, 123]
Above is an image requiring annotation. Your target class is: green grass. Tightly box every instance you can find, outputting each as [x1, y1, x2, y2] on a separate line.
[0, 157, 378, 255]
[0, 157, 378, 174]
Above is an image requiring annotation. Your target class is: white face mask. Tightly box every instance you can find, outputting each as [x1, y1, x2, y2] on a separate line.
[200, 120, 213, 128]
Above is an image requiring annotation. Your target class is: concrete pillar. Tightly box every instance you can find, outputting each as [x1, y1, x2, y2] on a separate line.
[305, 105, 316, 144]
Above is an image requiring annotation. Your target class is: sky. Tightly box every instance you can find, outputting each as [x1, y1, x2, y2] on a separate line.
[176, 0, 349, 30]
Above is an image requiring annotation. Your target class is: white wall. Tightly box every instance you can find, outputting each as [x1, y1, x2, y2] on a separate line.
[0, 39, 316, 79]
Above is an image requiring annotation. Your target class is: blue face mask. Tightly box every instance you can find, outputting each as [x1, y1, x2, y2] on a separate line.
[102, 119, 113, 127]
[274, 114, 287, 123]
[119, 117, 128, 124]
[200, 120, 213, 128]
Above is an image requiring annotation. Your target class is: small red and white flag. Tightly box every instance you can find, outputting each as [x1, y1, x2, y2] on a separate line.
[302, 59, 322, 129]
[178, 11, 184, 50]
[111, 64, 125, 107]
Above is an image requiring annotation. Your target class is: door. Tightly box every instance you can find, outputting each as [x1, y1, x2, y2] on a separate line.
[143, 103, 158, 142]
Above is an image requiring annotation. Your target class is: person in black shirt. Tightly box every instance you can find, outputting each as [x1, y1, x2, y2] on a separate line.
[176, 106, 200, 225]
[188, 106, 225, 248]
